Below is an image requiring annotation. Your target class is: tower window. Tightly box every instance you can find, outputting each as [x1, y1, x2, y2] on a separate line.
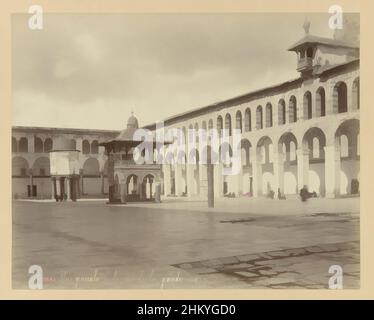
[306, 47, 314, 58]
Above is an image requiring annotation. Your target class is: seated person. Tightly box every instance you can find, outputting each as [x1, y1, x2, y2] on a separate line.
[277, 188, 286, 200]
[299, 186, 317, 201]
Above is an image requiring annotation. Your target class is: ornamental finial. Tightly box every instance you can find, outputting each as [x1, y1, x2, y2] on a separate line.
[303, 19, 311, 35]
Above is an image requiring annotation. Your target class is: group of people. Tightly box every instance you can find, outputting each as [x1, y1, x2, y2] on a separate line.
[224, 192, 236, 198]
[55, 193, 68, 202]
[266, 188, 286, 200]
[266, 186, 317, 202]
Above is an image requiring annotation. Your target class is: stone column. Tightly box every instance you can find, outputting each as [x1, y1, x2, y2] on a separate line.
[251, 148, 262, 197]
[273, 152, 285, 194]
[324, 145, 340, 198]
[175, 164, 183, 196]
[77, 176, 81, 199]
[213, 163, 222, 198]
[28, 136, 35, 153]
[52, 177, 57, 200]
[106, 152, 115, 203]
[79, 169, 84, 195]
[56, 177, 61, 199]
[100, 172, 105, 194]
[65, 177, 71, 200]
[186, 164, 195, 197]
[163, 165, 171, 196]
[120, 183, 127, 203]
[296, 148, 309, 191]
[59, 177, 65, 200]
[29, 169, 33, 197]
[348, 79, 358, 113]
[199, 163, 208, 199]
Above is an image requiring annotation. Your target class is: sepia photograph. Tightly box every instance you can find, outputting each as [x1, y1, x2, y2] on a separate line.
[11, 11, 360, 290]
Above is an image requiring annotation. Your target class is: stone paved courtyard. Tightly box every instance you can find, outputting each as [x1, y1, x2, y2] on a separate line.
[12, 197, 359, 289]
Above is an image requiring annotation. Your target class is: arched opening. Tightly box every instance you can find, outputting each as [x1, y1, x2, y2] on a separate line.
[265, 103, 273, 127]
[306, 47, 314, 58]
[83, 158, 100, 176]
[208, 119, 213, 130]
[142, 174, 155, 200]
[126, 174, 139, 201]
[235, 111, 242, 133]
[312, 137, 320, 158]
[217, 116, 223, 134]
[302, 127, 327, 196]
[219, 142, 233, 167]
[256, 105, 263, 129]
[240, 139, 251, 168]
[278, 99, 286, 125]
[34, 137, 43, 153]
[278, 132, 298, 195]
[32, 157, 50, 176]
[352, 78, 360, 110]
[12, 156, 29, 177]
[225, 113, 232, 136]
[82, 140, 90, 154]
[303, 91, 312, 120]
[18, 137, 28, 153]
[12, 137, 18, 153]
[256, 136, 274, 196]
[335, 119, 360, 195]
[340, 135, 349, 158]
[244, 108, 251, 132]
[333, 81, 348, 113]
[289, 96, 297, 123]
[91, 140, 99, 154]
[44, 138, 53, 152]
[315, 87, 326, 117]
[12, 156, 30, 198]
[82, 158, 101, 195]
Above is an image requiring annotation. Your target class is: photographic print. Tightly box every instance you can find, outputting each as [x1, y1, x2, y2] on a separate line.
[11, 11, 360, 290]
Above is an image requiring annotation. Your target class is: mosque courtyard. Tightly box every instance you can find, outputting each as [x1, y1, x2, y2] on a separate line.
[12, 197, 359, 289]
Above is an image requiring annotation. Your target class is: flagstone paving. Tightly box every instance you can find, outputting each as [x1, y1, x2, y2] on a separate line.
[12, 198, 359, 289]
[173, 241, 360, 289]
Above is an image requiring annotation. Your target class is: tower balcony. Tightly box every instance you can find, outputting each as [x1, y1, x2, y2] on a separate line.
[297, 57, 313, 71]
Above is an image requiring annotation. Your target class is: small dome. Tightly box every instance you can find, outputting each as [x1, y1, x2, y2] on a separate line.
[127, 113, 139, 129]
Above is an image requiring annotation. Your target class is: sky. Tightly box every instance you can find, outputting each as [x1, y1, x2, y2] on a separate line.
[12, 12, 341, 130]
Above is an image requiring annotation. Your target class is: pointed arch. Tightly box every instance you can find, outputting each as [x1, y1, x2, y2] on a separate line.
[235, 110, 242, 133]
[19, 137, 28, 153]
[315, 87, 326, 117]
[333, 81, 348, 113]
[244, 108, 251, 132]
[225, 113, 232, 136]
[265, 103, 273, 127]
[289, 96, 297, 123]
[256, 105, 263, 129]
[303, 91, 312, 119]
[278, 99, 286, 125]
